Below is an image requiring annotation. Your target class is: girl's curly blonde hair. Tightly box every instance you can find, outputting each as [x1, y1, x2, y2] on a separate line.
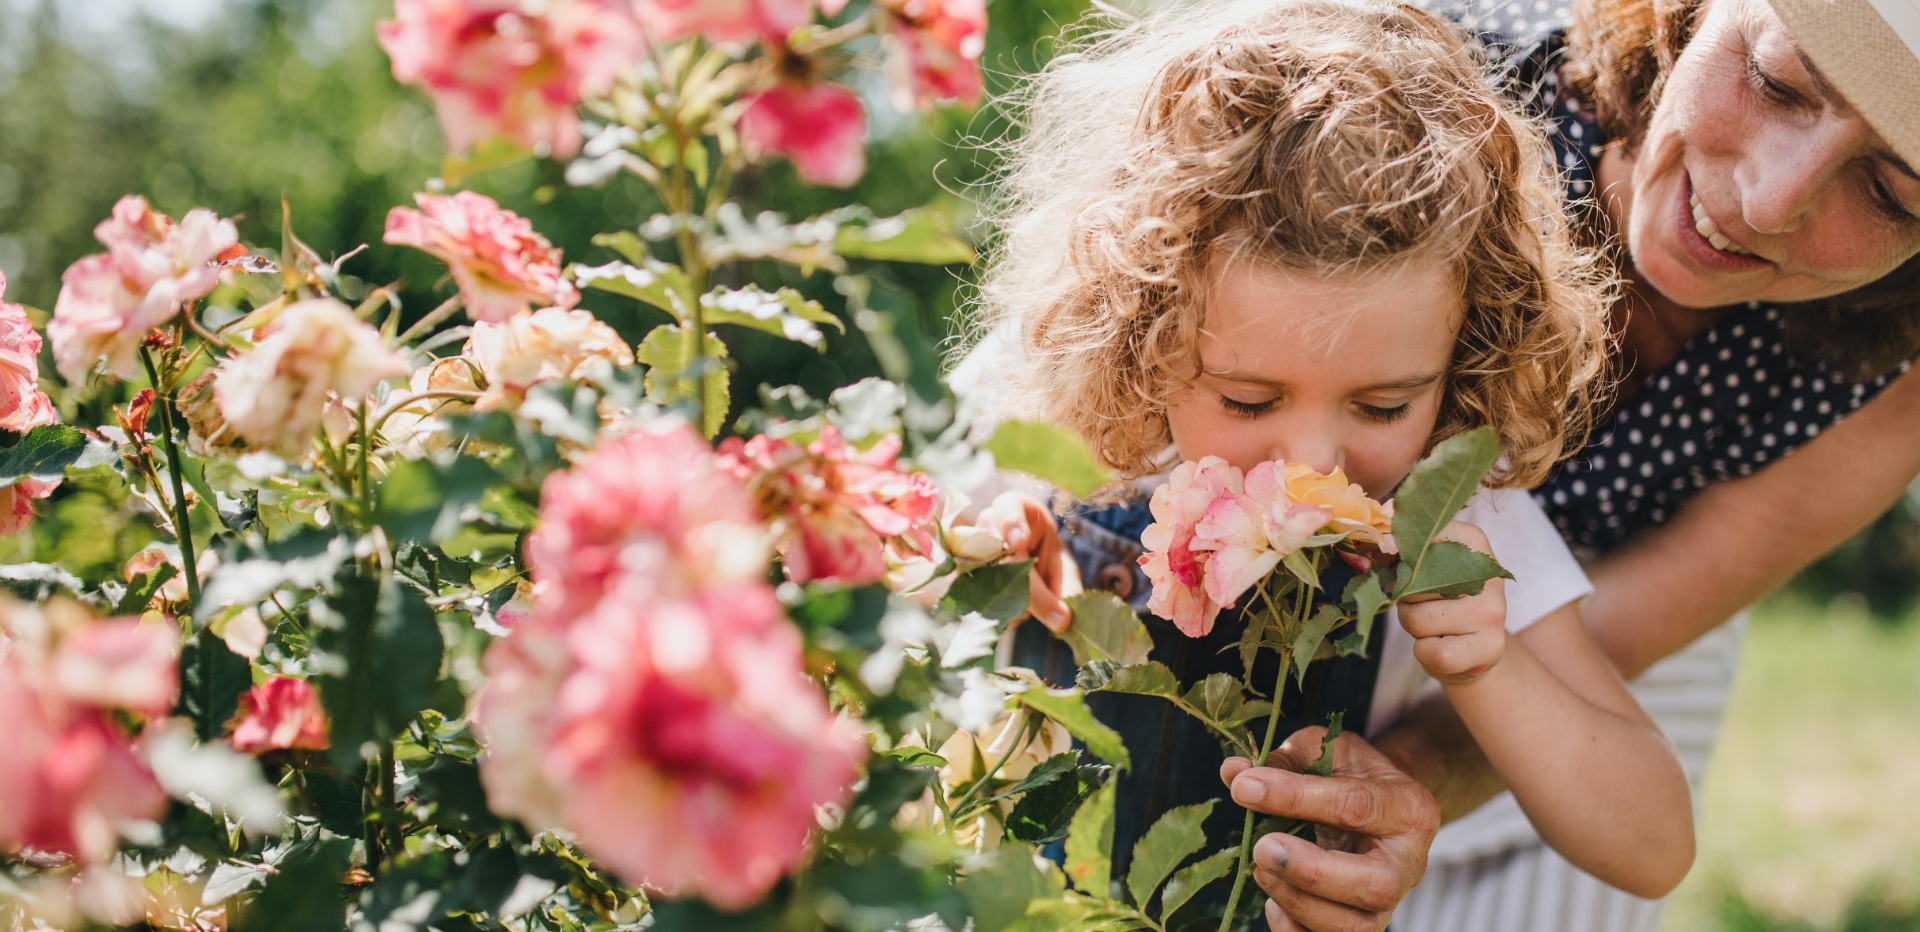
[966, 0, 1613, 487]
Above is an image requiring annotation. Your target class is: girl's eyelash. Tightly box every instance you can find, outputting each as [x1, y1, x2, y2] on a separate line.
[1358, 403, 1411, 424]
[1220, 396, 1275, 418]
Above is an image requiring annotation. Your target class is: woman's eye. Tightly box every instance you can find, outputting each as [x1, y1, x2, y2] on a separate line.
[1867, 174, 1918, 225]
[1357, 402, 1411, 424]
[1745, 55, 1800, 107]
[1220, 396, 1275, 418]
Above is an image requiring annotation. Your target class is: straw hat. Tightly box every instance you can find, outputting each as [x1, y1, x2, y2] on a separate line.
[1767, 0, 1920, 166]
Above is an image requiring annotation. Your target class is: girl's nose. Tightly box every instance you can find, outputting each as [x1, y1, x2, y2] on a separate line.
[1268, 430, 1341, 478]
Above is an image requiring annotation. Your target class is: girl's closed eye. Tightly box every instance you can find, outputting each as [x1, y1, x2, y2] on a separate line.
[1219, 393, 1277, 418]
[1357, 401, 1412, 424]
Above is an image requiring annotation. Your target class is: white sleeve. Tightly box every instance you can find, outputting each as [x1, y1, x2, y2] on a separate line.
[1455, 488, 1592, 633]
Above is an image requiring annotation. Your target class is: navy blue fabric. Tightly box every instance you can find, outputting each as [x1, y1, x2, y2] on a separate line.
[1013, 497, 1385, 893]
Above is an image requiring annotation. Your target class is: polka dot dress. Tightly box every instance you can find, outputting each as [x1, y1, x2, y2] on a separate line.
[1480, 24, 1914, 556]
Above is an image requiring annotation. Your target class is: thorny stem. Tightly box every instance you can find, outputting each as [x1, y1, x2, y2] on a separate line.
[140, 347, 201, 608]
[184, 312, 232, 353]
[1218, 555, 1321, 932]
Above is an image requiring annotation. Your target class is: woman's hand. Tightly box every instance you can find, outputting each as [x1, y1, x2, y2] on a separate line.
[971, 492, 1081, 632]
[1396, 522, 1508, 686]
[1221, 726, 1440, 932]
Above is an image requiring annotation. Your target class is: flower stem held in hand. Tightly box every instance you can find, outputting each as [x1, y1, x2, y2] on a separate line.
[1219, 556, 1319, 932]
[140, 346, 200, 607]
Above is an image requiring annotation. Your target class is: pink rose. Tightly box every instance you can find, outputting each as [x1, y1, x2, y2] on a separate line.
[385, 192, 580, 323]
[0, 479, 61, 538]
[739, 82, 867, 188]
[524, 420, 768, 626]
[378, 0, 645, 159]
[633, 0, 839, 42]
[228, 677, 330, 753]
[213, 298, 408, 458]
[1138, 457, 1241, 637]
[475, 418, 860, 907]
[465, 306, 633, 408]
[49, 196, 237, 384]
[0, 273, 55, 434]
[884, 0, 986, 110]
[717, 426, 940, 586]
[0, 600, 174, 864]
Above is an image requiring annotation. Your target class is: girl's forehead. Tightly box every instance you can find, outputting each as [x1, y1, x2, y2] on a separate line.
[1200, 255, 1464, 371]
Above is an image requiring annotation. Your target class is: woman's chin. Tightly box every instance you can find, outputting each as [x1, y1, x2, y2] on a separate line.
[1630, 238, 1766, 309]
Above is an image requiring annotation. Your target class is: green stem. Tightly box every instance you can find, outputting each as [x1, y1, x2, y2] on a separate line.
[947, 712, 1041, 823]
[393, 294, 463, 346]
[356, 402, 373, 524]
[140, 347, 201, 608]
[1218, 560, 1319, 932]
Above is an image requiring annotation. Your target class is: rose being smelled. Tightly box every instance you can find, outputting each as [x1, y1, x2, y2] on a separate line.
[377, 0, 645, 159]
[385, 192, 581, 323]
[49, 196, 237, 384]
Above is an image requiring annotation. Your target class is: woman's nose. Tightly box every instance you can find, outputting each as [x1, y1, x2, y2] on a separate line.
[1738, 117, 1859, 236]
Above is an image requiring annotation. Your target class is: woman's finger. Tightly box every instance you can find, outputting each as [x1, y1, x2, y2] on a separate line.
[1254, 866, 1387, 932]
[1253, 834, 1405, 914]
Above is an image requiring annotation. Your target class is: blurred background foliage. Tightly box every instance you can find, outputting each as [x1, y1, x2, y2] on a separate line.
[2, 0, 1919, 928]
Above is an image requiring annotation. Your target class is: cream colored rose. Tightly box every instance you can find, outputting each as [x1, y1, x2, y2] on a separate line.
[382, 357, 482, 458]
[213, 298, 406, 459]
[465, 307, 633, 410]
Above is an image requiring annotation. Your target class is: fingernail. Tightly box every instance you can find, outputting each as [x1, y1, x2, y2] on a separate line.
[1265, 900, 1282, 926]
[1255, 835, 1289, 870]
[1231, 776, 1266, 806]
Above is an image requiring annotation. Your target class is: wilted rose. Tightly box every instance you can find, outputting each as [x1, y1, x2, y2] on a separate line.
[228, 677, 329, 753]
[0, 273, 55, 434]
[739, 82, 867, 188]
[384, 191, 580, 323]
[213, 298, 408, 458]
[465, 306, 633, 408]
[378, 0, 645, 158]
[49, 196, 237, 384]
[884, 0, 986, 110]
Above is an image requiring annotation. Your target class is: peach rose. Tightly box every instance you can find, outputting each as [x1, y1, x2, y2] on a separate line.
[384, 192, 580, 323]
[465, 306, 633, 408]
[212, 298, 408, 458]
[0, 273, 55, 434]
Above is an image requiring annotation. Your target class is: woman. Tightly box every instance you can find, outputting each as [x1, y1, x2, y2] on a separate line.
[1226, 0, 1920, 928]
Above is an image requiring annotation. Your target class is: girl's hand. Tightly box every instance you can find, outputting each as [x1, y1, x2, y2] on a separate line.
[974, 493, 1081, 632]
[1396, 521, 1508, 686]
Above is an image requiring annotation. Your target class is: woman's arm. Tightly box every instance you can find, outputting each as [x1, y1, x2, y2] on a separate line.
[1586, 364, 1920, 678]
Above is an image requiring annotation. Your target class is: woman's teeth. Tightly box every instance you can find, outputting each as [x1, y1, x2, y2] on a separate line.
[1689, 189, 1753, 256]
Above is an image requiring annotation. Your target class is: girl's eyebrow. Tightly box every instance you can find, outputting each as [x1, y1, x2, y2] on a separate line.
[1205, 370, 1446, 390]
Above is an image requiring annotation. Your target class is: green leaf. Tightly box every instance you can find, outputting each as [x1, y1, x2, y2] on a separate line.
[1126, 800, 1215, 908]
[1290, 604, 1348, 688]
[701, 285, 845, 351]
[833, 207, 976, 265]
[648, 898, 781, 932]
[1159, 848, 1238, 923]
[847, 752, 936, 829]
[440, 137, 530, 186]
[176, 629, 251, 741]
[1007, 763, 1111, 844]
[1063, 781, 1116, 896]
[960, 844, 1056, 932]
[941, 559, 1032, 623]
[996, 751, 1080, 799]
[117, 562, 177, 615]
[411, 755, 500, 833]
[1184, 673, 1245, 725]
[590, 230, 649, 265]
[1306, 712, 1345, 778]
[1393, 540, 1514, 601]
[0, 563, 83, 601]
[311, 571, 445, 771]
[229, 833, 353, 932]
[1338, 569, 1392, 657]
[377, 455, 501, 545]
[0, 425, 109, 488]
[982, 421, 1113, 499]
[573, 257, 695, 320]
[1390, 426, 1501, 570]
[635, 324, 730, 437]
[1060, 591, 1151, 667]
[883, 746, 949, 769]
[1016, 687, 1130, 771]
[1084, 661, 1179, 697]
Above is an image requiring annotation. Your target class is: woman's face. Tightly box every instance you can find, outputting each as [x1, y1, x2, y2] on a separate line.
[1163, 256, 1460, 500]
[1621, 0, 1920, 308]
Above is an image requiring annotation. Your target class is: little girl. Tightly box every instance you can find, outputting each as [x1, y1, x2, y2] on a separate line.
[953, 0, 1695, 908]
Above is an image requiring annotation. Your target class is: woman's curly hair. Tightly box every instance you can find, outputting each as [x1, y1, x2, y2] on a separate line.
[964, 0, 1613, 487]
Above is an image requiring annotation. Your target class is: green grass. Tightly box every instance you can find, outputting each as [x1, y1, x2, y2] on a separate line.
[1662, 597, 1920, 932]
